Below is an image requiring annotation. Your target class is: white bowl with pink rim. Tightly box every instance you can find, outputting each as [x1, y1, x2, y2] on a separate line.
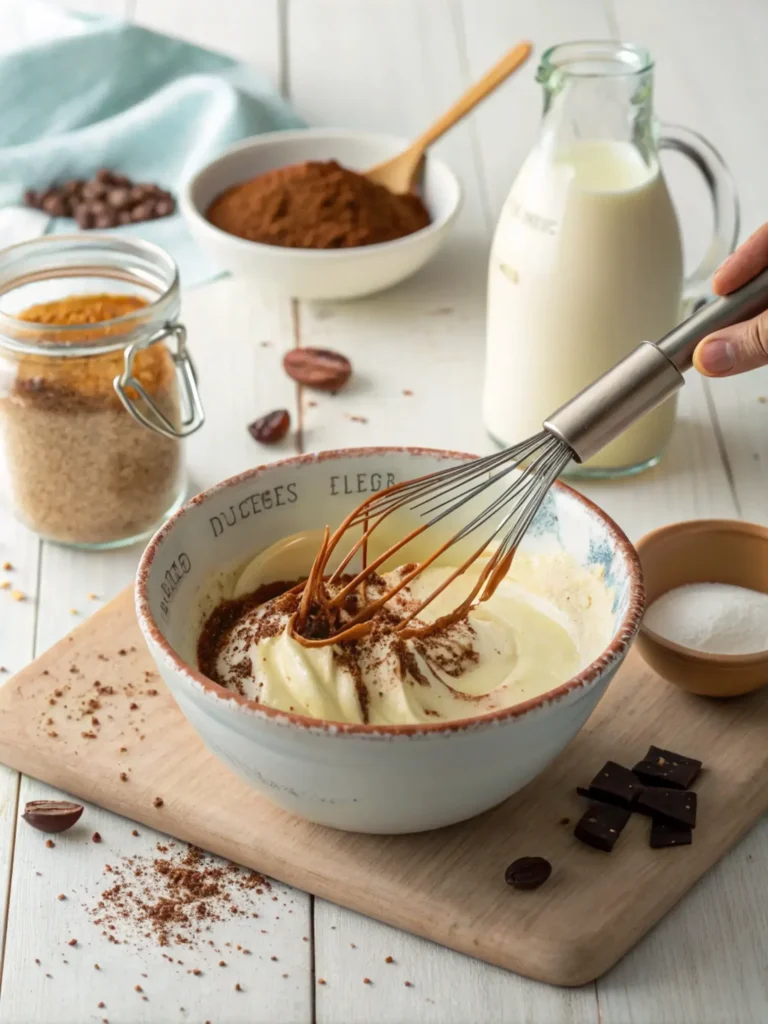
[135, 447, 644, 834]
[180, 129, 462, 300]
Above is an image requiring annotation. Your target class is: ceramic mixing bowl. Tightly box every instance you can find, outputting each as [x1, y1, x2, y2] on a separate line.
[180, 129, 462, 300]
[135, 448, 644, 834]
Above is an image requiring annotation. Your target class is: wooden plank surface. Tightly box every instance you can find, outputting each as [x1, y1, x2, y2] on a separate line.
[132, 0, 282, 86]
[2, 589, 768, 990]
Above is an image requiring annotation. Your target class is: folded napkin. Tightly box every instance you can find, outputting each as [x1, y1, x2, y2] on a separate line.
[0, 1, 303, 287]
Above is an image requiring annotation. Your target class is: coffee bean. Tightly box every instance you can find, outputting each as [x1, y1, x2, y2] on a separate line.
[75, 206, 96, 230]
[41, 194, 68, 217]
[82, 181, 107, 200]
[22, 800, 84, 834]
[23, 172, 174, 227]
[94, 211, 118, 229]
[107, 187, 132, 210]
[504, 856, 552, 891]
[283, 348, 352, 391]
[248, 409, 290, 444]
[131, 202, 155, 222]
[154, 198, 175, 218]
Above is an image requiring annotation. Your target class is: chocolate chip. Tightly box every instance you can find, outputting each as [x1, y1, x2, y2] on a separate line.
[109, 173, 132, 188]
[636, 788, 697, 829]
[117, 211, 133, 225]
[22, 800, 84, 834]
[504, 856, 552, 890]
[632, 746, 701, 790]
[24, 189, 41, 208]
[283, 348, 352, 391]
[62, 179, 85, 198]
[649, 820, 693, 849]
[248, 409, 290, 444]
[129, 184, 152, 203]
[95, 169, 116, 185]
[574, 803, 630, 852]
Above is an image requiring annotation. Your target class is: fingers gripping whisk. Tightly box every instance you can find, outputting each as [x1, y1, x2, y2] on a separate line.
[289, 432, 571, 647]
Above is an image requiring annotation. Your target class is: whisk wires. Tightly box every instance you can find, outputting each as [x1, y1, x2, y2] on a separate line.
[290, 432, 570, 647]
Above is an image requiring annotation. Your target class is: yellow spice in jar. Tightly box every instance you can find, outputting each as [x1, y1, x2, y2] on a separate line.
[0, 294, 183, 546]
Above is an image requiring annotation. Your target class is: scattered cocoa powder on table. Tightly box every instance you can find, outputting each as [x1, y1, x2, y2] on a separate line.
[207, 160, 430, 249]
[87, 844, 271, 950]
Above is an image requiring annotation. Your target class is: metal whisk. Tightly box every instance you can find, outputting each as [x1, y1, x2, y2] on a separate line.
[292, 267, 768, 647]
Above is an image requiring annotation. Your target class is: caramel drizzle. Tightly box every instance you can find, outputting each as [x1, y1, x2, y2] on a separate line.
[288, 477, 516, 649]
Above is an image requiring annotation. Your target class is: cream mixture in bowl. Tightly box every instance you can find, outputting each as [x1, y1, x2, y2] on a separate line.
[198, 533, 614, 727]
[135, 447, 643, 833]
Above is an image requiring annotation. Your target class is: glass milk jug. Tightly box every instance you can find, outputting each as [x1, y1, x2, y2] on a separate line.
[483, 41, 739, 477]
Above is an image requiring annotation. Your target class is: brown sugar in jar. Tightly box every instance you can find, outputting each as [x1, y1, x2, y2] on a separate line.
[0, 237, 203, 548]
[207, 160, 431, 249]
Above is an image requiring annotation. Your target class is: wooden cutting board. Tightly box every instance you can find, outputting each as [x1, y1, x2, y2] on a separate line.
[1, 586, 767, 987]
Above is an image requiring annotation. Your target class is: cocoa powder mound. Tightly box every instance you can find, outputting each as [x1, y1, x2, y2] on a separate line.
[206, 160, 431, 249]
[88, 844, 271, 949]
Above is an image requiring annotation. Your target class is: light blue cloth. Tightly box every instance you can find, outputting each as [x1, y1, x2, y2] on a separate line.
[0, 1, 303, 287]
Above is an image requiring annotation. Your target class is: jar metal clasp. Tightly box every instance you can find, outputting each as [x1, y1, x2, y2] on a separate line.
[113, 322, 205, 439]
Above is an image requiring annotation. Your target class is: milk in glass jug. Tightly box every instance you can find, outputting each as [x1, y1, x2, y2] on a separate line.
[483, 41, 739, 477]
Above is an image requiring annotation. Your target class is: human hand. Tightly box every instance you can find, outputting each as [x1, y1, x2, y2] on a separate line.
[693, 221, 768, 376]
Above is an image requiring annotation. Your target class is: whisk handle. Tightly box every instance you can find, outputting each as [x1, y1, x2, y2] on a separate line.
[657, 265, 768, 370]
[544, 266, 768, 463]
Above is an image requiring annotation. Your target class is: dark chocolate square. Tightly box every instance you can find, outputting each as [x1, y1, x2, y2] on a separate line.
[586, 760, 643, 808]
[650, 819, 693, 849]
[632, 745, 702, 790]
[636, 787, 697, 828]
[574, 803, 631, 853]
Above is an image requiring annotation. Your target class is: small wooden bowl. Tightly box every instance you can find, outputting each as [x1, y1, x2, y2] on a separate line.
[635, 519, 768, 697]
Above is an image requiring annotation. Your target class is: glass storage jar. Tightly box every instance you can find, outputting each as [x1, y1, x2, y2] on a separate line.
[0, 235, 204, 549]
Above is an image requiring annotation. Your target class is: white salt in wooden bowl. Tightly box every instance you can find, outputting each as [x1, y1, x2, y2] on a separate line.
[636, 519, 768, 697]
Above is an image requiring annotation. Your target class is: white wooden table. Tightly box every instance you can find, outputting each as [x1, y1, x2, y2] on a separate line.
[1, 1, 767, 1021]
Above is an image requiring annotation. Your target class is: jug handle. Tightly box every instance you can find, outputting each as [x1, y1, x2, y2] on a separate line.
[659, 124, 740, 315]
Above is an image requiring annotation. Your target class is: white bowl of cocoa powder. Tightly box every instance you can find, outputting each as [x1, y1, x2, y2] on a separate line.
[181, 129, 462, 299]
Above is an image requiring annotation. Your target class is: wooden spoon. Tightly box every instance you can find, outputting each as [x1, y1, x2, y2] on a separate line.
[364, 41, 532, 194]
